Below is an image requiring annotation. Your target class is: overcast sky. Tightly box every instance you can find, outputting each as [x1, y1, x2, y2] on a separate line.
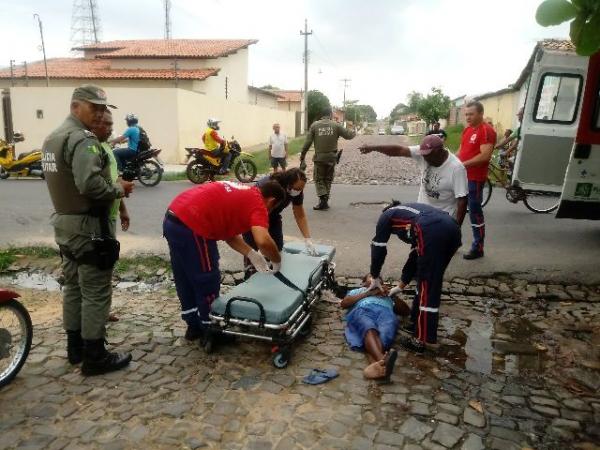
[0, 0, 569, 118]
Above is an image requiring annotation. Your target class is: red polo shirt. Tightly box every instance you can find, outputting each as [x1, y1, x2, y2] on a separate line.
[457, 123, 497, 182]
[169, 181, 269, 240]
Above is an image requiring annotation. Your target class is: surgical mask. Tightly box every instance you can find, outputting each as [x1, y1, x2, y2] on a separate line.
[287, 188, 302, 197]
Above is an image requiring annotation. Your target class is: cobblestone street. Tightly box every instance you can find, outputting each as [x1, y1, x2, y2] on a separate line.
[1, 271, 599, 450]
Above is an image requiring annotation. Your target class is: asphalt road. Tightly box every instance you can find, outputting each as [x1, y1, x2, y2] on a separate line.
[1, 177, 599, 284]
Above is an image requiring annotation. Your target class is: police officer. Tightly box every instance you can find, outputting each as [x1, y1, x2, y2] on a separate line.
[300, 105, 355, 210]
[42, 85, 134, 376]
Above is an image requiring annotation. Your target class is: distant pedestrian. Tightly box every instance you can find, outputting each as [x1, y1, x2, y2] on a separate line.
[426, 122, 447, 141]
[457, 101, 497, 260]
[300, 105, 355, 210]
[269, 123, 288, 173]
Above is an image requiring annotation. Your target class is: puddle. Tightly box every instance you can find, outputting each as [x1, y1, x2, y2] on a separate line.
[438, 313, 549, 376]
[0, 272, 61, 291]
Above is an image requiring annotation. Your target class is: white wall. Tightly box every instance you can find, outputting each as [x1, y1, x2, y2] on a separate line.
[8, 85, 295, 164]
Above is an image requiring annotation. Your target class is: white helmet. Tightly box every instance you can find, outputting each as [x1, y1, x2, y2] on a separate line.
[207, 118, 221, 129]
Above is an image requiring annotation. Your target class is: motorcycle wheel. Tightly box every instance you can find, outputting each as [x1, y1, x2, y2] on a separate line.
[186, 161, 211, 184]
[138, 160, 162, 187]
[0, 168, 9, 180]
[0, 299, 33, 388]
[234, 158, 257, 183]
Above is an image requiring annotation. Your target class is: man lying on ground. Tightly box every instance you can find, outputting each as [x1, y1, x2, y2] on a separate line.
[341, 274, 410, 380]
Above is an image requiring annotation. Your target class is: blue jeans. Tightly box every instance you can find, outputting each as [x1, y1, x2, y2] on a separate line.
[163, 216, 220, 330]
[467, 180, 486, 253]
[113, 148, 137, 171]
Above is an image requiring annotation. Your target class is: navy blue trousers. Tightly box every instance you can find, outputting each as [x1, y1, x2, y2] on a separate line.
[409, 217, 462, 344]
[163, 217, 220, 330]
[467, 180, 486, 253]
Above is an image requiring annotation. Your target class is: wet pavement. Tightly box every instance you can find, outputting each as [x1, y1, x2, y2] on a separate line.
[1, 270, 599, 450]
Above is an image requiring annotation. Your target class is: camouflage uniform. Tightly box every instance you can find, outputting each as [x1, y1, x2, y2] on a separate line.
[300, 117, 355, 209]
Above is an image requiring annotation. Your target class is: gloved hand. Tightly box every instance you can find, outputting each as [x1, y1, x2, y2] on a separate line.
[304, 238, 318, 256]
[368, 277, 383, 291]
[389, 282, 406, 297]
[271, 261, 281, 273]
[247, 250, 271, 273]
[299, 159, 307, 172]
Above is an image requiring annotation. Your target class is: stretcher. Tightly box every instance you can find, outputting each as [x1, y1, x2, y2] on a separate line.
[207, 241, 336, 368]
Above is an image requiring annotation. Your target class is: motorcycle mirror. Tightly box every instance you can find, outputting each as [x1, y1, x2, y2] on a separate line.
[13, 132, 25, 143]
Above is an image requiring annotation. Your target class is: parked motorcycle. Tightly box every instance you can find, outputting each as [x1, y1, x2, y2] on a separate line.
[0, 289, 32, 388]
[185, 139, 257, 184]
[121, 148, 164, 187]
[0, 133, 43, 180]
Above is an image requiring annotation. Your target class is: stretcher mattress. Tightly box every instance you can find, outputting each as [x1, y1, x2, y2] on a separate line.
[211, 243, 334, 324]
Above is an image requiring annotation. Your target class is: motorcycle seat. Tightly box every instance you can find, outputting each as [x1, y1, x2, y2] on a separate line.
[17, 151, 37, 160]
[135, 149, 154, 160]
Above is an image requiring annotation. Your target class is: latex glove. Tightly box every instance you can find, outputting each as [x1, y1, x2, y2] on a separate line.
[368, 277, 382, 291]
[304, 238, 318, 256]
[299, 159, 307, 171]
[247, 250, 271, 273]
[271, 261, 281, 273]
[389, 282, 406, 297]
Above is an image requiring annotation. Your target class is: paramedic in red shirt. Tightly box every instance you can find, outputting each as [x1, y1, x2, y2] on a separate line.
[163, 181, 285, 342]
[457, 101, 496, 260]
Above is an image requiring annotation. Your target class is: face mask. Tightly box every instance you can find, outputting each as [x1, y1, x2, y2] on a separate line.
[287, 188, 302, 197]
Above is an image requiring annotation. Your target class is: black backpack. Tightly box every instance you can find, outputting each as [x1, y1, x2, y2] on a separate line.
[137, 126, 151, 152]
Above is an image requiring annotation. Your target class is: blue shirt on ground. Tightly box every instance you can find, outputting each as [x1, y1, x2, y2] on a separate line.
[346, 287, 394, 314]
[123, 126, 140, 151]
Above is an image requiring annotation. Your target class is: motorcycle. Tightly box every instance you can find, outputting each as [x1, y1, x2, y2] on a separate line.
[0, 133, 43, 180]
[185, 139, 257, 184]
[121, 148, 164, 187]
[0, 289, 32, 388]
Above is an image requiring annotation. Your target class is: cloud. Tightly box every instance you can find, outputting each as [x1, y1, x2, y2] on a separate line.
[0, 0, 570, 118]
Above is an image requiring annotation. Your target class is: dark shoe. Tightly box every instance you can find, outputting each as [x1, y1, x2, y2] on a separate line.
[399, 335, 425, 354]
[184, 326, 204, 341]
[313, 196, 329, 210]
[66, 330, 83, 365]
[463, 250, 484, 260]
[399, 322, 415, 336]
[81, 339, 132, 376]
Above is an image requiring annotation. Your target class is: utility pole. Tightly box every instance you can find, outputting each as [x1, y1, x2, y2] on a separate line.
[300, 19, 312, 132]
[164, 0, 172, 39]
[341, 78, 351, 123]
[23, 61, 28, 87]
[33, 14, 49, 87]
[89, 0, 98, 42]
[9, 60, 15, 87]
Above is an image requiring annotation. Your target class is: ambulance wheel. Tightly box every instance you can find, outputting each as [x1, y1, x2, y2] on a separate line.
[272, 350, 290, 368]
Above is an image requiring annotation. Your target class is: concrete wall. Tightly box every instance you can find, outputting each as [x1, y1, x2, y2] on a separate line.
[7, 85, 295, 164]
[478, 91, 520, 136]
[247, 89, 279, 108]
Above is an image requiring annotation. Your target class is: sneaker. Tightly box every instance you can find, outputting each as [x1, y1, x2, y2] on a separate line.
[463, 250, 484, 260]
[399, 335, 425, 354]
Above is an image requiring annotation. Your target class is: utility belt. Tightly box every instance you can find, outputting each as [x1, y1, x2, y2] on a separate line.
[60, 207, 120, 271]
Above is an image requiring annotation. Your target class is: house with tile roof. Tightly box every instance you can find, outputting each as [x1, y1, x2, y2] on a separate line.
[0, 39, 297, 163]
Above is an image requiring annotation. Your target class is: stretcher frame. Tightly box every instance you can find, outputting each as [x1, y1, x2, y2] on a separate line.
[206, 259, 336, 368]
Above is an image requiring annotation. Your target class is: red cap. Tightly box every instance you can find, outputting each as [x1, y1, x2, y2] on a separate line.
[419, 135, 444, 155]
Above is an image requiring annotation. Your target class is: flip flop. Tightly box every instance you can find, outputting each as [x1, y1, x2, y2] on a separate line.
[384, 349, 398, 380]
[302, 368, 339, 385]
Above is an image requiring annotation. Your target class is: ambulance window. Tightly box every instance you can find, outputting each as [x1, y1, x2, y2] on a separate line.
[534, 73, 582, 124]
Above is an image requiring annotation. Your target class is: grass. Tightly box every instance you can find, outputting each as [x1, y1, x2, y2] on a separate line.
[445, 124, 464, 153]
[0, 246, 59, 271]
[114, 254, 171, 275]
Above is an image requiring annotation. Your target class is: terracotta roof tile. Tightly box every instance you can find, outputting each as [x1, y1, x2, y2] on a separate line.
[73, 39, 258, 59]
[539, 39, 575, 52]
[0, 58, 219, 81]
[273, 90, 302, 102]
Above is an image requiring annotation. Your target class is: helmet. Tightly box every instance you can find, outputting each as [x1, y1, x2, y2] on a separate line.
[207, 118, 221, 130]
[125, 113, 138, 125]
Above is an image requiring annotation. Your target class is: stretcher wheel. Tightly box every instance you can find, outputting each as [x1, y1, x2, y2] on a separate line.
[272, 350, 290, 368]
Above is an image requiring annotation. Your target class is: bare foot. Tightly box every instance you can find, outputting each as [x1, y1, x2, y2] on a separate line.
[363, 360, 386, 379]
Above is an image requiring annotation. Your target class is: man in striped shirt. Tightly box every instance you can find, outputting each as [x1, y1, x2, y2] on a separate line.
[369, 202, 461, 353]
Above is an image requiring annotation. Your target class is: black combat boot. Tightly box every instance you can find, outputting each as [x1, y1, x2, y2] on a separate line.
[66, 330, 84, 365]
[81, 339, 132, 376]
[313, 196, 330, 211]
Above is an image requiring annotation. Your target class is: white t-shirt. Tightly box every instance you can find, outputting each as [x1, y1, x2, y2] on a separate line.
[269, 133, 288, 158]
[409, 145, 468, 218]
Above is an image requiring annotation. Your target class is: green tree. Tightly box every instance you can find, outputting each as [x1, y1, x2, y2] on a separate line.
[345, 103, 377, 123]
[307, 90, 331, 125]
[416, 87, 451, 126]
[536, 0, 600, 55]
[388, 103, 408, 125]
